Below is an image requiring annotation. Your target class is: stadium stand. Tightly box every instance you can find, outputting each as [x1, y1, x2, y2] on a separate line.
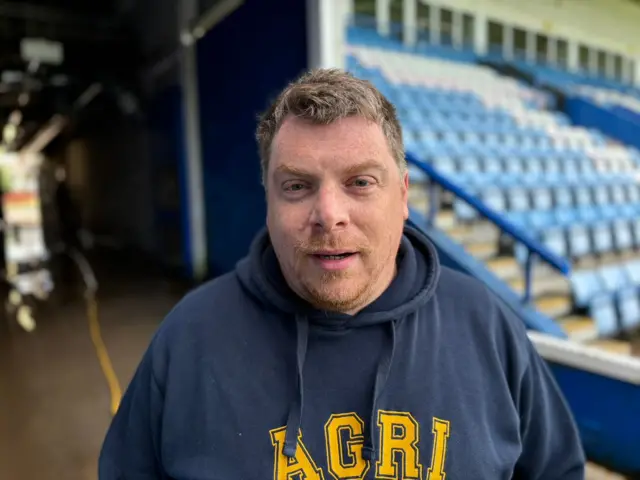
[346, 27, 640, 357]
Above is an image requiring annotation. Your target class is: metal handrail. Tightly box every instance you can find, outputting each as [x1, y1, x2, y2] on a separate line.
[407, 151, 571, 304]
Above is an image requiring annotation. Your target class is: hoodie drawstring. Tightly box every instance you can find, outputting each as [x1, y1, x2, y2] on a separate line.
[362, 320, 397, 462]
[283, 316, 398, 462]
[283, 314, 309, 457]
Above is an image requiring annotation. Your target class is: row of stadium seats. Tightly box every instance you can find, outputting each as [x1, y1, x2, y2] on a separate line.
[571, 263, 640, 337]
[454, 184, 640, 215]
[429, 154, 633, 176]
[346, 39, 640, 350]
[574, 84, 640, 116]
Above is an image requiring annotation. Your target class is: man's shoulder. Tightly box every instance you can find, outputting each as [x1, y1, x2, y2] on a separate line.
[433, 266, 531, 347]
[154, 270, 250, 338]
[176, 270, 244, 313]
[435, 265, 498, 310]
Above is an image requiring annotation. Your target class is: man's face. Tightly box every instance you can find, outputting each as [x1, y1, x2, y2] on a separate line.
[266, 115, 409, 314]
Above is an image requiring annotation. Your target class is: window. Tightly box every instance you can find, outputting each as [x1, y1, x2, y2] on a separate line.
[597, 50, 607, 77]
[536, 34, 549, 65]
[488, 21, 504, 57]
[440, 8, 453, 46]
[556, 38, 568, 69]
[416, 1, 431, 44]
[353, 0, 376, 28]
[389, 0, 403, 41]
[513, 27, 527, 61]
[462, 13, 474, 49]
[578, 45, 590, 74]
[614, 55, 623, 81]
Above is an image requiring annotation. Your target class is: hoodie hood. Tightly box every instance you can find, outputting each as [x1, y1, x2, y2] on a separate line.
[236, 224, 441, 462]
[237, 224, 440, 326]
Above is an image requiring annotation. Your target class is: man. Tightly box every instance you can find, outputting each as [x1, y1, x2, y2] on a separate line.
[99, 68, 585, 479]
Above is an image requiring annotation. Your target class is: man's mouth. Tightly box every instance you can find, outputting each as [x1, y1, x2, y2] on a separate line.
[313, 252, 356, 260]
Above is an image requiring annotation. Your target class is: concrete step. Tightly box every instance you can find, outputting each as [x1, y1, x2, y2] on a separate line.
[509, 274, 571, 299]
[485, 256, 521, 280]
[535, 294, 573, 319]
[558, 315, 599, 342]
[443, 222, 500, 246]
[435, 210, 456, 229]
[586, 338, 634, 356]
[485, 253, 564, 277]
[409, 195, 429, 214]
[464, 240, 498, 261]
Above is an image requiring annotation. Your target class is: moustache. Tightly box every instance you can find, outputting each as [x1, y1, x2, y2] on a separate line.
[294, 236, 371, 255]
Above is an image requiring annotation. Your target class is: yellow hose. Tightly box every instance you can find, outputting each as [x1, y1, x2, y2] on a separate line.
[86, 293, 122, 416]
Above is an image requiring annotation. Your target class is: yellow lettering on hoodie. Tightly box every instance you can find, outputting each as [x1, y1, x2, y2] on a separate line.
[270, 426, 324, 480]
[376, 410, 423, 479]
[324, 413, 370, 480]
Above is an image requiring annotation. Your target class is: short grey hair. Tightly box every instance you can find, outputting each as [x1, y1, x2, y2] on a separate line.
[256, 68, 406, 186]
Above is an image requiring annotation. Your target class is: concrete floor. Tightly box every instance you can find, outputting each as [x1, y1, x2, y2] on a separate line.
[0, 252, 631, 479]
[0, 254, 186, 480]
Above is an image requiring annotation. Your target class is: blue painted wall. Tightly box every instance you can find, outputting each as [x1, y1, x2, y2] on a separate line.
[565, 96, 640, 152]
[148, 84, 189, 274]
[196, 0, 309, 278]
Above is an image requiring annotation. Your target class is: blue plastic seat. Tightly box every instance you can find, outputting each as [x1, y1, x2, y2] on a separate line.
[458, 156, 482, 176]
[542, 158, 560, 176]
[570, 270, 602, 307]
[612, 219, 634, 251]
[482, 156, 502, 177]
[597, 204, 618, 220]
[626, 184, 640, 204]
[432, 156, 457, 175]
[504, 159, 523, 178]
[507, 211, 529, 228]
[574, 185, 593, 207]
[592, 185, 610, 206]
[592, 222, 614, 254]
[576, 205, 599, 224]
[506, 187, 530, 212]
[554, 208, 578, 227]
[617, 287, 640, 331]
[567, 224, 591, 258]
[541, 227, 567, 257]
[527, 210, 555, 231]
[563, 160, 580, 181]
[589, 293, 621, 337]
[554, 186, 574, 209]
[480, 187, 507, 212]
[531, 186, 553, 210]
[626, 260, 640, 284]
[526, 158, 544, 179]
[598, 265, 629, 293]
[610, 182, 627, 204]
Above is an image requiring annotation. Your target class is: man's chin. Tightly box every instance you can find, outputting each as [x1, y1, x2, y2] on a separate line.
[304, 283, 365, 312]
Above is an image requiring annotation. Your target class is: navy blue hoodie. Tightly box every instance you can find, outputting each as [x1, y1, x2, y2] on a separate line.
[99, 225, 585, 479]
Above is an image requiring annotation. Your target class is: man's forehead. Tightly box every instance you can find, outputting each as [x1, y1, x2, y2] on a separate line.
[275, 115, 385, 147]
[271, 116, 392, 170]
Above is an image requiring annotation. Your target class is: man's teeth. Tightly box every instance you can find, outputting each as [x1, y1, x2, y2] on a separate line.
[319, 253, 350, 259]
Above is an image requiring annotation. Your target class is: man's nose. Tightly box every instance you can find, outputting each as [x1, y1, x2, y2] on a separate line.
[310, 184, 349, 232]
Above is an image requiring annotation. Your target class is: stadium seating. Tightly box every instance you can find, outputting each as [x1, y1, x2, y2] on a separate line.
[346, 37, 640, 356]
[574, 84, 640, 116]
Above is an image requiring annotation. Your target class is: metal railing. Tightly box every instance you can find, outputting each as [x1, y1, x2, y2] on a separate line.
[407, 152, 571, 304]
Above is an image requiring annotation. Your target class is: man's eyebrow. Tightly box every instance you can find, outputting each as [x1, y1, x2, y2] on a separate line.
[342, 160, 388, 175]
[274, 164, 315, 178]
[273, 159, 388, 178]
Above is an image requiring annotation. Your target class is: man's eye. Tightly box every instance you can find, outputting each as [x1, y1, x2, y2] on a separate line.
[352, 178, 373, 188]
[285, 183, 306, 192]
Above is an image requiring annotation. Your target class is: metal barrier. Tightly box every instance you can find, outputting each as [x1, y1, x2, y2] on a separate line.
[407, 151, 572, 305]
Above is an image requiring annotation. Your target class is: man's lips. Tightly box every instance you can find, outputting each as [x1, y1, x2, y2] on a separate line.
[308, 251, 359, 271]
[311, 251, 357, 259]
